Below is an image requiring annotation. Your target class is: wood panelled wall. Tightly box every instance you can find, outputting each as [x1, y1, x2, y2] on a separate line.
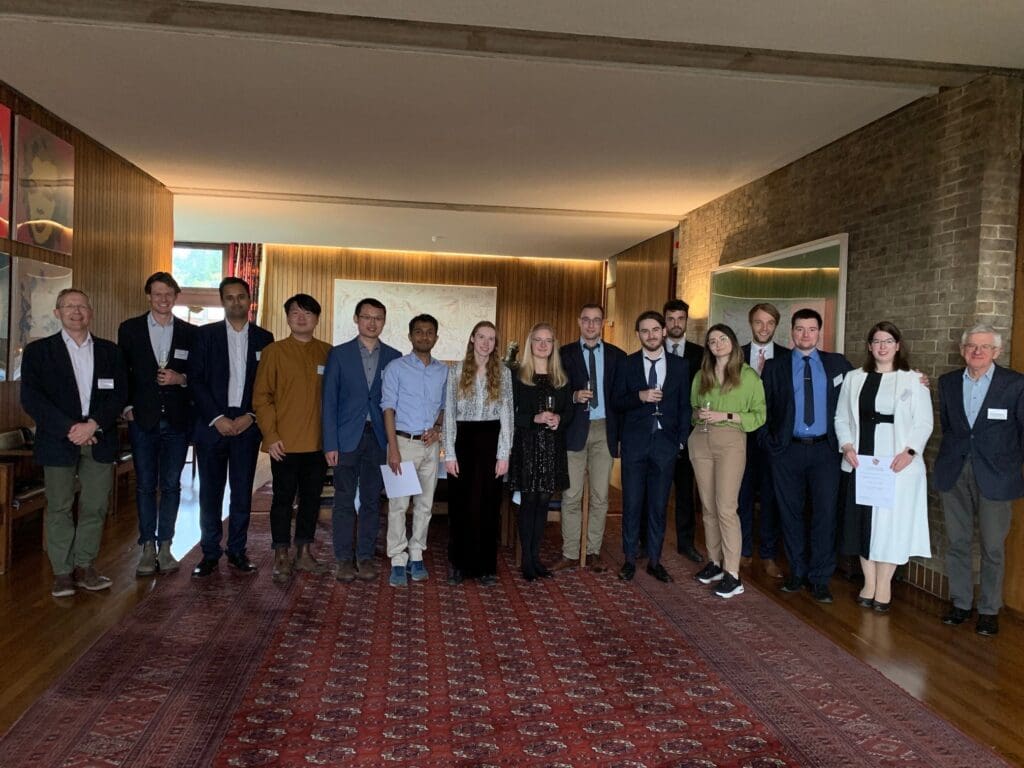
[0, 81, 174, 428]
[260, 245, 604, 353]
[605, 230, 674, 353]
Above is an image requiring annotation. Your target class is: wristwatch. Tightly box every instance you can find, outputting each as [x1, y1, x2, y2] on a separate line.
[907, 448, 917, 456]
[726, 413, 735, 421]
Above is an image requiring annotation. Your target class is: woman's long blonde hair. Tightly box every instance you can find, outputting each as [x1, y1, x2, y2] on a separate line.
[458, 321, 502, 402]
[517, 322, 567, 388]
[697, 323, 744, 395]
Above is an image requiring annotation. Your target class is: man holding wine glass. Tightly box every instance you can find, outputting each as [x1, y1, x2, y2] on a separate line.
[117, 272, 196, 577]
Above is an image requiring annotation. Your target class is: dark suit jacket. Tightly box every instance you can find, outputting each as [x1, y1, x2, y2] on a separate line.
[20, 332, 128, 466]
[322, 338, 401, 454]
[934, 364, 1024, 500]
[759, 348, 852, 456]
[560, 339, 625, 456]
[742, 341, 790, 372]
[612, 351, 691, 456]
[117, 313, 197, 431]
[188, 321, 274, 445]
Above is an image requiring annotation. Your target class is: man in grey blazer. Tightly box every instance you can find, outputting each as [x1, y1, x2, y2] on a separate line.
[935, 324, 1024, 637]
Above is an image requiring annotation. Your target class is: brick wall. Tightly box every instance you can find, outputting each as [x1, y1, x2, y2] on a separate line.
[676, 75, 1024, 597]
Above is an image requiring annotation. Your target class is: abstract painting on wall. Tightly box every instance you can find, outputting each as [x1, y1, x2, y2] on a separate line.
[13, 116, 74, 255]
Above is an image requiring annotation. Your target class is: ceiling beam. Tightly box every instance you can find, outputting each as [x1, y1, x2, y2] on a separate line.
[0, 0, 1017, 88]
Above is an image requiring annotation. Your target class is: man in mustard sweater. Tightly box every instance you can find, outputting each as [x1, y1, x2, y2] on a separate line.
[253, 293, 333, 582]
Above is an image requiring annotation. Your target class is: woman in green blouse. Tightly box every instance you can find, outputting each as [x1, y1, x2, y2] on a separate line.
[689, 323, 766, 599]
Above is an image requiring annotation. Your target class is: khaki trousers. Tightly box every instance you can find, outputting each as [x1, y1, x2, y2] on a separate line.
[561, 420, 613, 559]
[44, 446, 113, 576]
[689, 427, 746, 576]
[386, 436, 440, 566]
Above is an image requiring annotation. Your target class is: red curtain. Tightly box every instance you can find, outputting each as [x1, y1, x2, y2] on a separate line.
[227, 243, 262, 322]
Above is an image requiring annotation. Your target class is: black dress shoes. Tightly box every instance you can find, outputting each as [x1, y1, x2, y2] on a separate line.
[872, 600, 891, 614]
[976, 614, 999, 636]
[646, 562, 674, 583]
[227, 552, 257, 573]
[535, 566, 553, 579]
[618, 562, 636, 581]
[780, 576, 804, 593]
[855, 594, 874, 608]
[521, 570, 538, 582]
[941, 606, 972, 625]
[479, 573, 497, 587]
[192, 558, 218, 578]
[809, 584, 834, 603]
[447, 568, 464, 585]
[677, 545, 702, 563]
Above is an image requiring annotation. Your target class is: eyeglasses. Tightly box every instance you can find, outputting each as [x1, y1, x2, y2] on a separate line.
[357, 314, 385, 322]
[533, 338, 554, 345]
[707, 337, 731, 346]
[579, 317, 603, 325]
[58, 304, 90, 312]
[869, 338, 897, 347]
[963, 343, 997, 352]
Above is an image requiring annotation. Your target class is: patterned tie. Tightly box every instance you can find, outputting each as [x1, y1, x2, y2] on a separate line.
[802, 356, 814, 426]
[587, 345, 599, 409]
[757, 347, 766, 376]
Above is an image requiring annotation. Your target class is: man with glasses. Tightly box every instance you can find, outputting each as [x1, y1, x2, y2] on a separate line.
[554, 304, 625, 572]
[323, 298, 400, 583]
[935, 324, 1024, 636]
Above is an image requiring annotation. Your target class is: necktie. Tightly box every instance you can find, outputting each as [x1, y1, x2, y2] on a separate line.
[672, 342, 679, 356]
[757, 348, 766, 376]
[646, 357, 658, 389]
[587, 345, 599, 409]
[802, 356, 814, 426]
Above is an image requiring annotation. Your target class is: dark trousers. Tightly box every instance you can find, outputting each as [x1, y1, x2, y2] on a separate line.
[772, 440, 840, 585]
[737, 434, 779, 558]
[447, 420, 502, 578]
[672, 448, 697, 551]
[332, 425, 385, 562]
[270, 451, 328, 547]
[621, 432, 677, 566]
[130, 418, 189, 545]
[518, 492, 551, 576]
[197, 417, 261, 560]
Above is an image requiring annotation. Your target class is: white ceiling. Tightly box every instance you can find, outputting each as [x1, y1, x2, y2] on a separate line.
[1, 2, 1021, 259]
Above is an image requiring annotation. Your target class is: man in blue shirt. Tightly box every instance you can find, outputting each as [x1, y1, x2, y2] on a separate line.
[381, 314, 448, 587]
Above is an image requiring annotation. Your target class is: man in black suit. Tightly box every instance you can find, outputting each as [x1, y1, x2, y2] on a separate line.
[189, 277, 273, 578]
[760, 307, 852, 603]
[738, 302, 788, 579]
[663, 298, 704, 563]
[21, 288, 127, 598]
[118, 272, 196, 577]
[612, 310, 691, 583]
[552, 303, 625, 573]
[935, 324, 1024, 636]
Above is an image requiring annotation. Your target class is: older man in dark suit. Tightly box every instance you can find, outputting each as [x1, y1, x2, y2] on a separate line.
[760, 307, 852, 603]
[613, 310, 691, 583]
[936, 324, 1024, 637]
[189, 277, 273, 578]
[21, 288, 127, 597]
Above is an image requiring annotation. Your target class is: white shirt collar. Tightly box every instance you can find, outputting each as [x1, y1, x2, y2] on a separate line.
[61, 329, 93, 349]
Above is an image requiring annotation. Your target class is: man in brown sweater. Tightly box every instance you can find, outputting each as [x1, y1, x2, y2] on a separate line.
[253, 293, 333, 582]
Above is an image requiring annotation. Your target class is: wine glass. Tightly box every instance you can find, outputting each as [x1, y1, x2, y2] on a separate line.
[652, 384, 663, 418]
[543, 393, 556, 429]
[700, 399, 712, 433]
[583, 378, 593, 412]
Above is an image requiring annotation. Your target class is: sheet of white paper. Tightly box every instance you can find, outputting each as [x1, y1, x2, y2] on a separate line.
[855, 455, 896, 508]
[380, 462, 423, 498]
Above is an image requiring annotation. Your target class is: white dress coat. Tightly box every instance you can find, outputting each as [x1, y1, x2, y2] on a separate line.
[835, 368, 933, 563]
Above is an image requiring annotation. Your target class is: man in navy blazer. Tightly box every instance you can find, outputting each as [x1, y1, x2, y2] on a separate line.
[189, 277, 273, 578]
[760, 308, 852, 603]
[117, 271, 196, 577]
[612, 310, 691, 583]
[553, 303, 624, 573]
[738, 302, 789, 579]
[322, 297, 401, 583]
[21, 288, 127, 597]
[935, 324, 1024, 636]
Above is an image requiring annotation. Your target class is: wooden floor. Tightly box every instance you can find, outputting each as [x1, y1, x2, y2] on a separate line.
[1, 481, 1022, 765]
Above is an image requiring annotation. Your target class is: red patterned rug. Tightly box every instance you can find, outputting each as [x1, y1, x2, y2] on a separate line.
[0, 517, 1009, 767]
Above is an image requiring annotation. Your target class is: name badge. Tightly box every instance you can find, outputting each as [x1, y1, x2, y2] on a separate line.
[255, 351, 261, 361]
[317, 365, 325, 375]
[833, 374, 844, 387]
[98, 378, 115, 390]
[988, 408, 1008, 421]
[174, 348, 189, 360]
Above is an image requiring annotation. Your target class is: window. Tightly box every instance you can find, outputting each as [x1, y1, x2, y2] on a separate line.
[172, 242, 229, 326]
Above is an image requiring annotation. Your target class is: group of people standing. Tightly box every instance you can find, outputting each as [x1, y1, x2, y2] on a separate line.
[18, 272, 1024, 638]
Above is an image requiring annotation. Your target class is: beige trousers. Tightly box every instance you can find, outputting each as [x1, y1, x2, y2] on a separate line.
[688, 427, 746, 577]
[561, 420, 613, 559]
[386, 436, 440, 566]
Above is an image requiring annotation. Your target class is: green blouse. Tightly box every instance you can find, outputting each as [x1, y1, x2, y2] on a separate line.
[690, 364, 767, 433]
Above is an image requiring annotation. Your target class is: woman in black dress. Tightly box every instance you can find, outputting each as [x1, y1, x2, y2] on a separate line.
[509, 322, 572, 581]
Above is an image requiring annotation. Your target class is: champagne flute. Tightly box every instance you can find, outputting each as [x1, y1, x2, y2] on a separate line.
[700, 399, 712, 433]
[652, 384, 663, 418]
[157, 348, 169, 385]
[543, 393, 556, 429]
[583, 378, 593, 412]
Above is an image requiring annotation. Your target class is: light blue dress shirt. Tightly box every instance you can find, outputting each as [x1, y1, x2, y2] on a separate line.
[791, 348, 828, 438]
[580, 339, 607, 421]
[963, 364, 995, 428]
[381, 352, 449, 434]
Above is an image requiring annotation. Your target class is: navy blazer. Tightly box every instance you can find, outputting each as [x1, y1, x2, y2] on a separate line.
[322, 337, 401, 454]
[188, 321, 274, 445]
[20, 332, 128, 466]
[560, 339, 625, 456]
[611, 351, 691, 455]
[934, 364, 1024, 501]
[117, 313, 197, 431]
[759, 348, 852, 456]
[668, 339, 703, 388]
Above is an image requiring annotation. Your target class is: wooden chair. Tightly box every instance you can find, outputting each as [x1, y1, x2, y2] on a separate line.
[0, 429, 47, 575]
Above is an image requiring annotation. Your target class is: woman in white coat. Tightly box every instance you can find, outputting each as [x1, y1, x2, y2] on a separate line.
[835, 321, 932, 613]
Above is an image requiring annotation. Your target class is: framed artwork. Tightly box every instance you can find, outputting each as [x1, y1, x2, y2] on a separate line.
[708, 234, 848, 352]
[0, 104, 11, 239]
[8, 255, 72, 381]
[13, 116, 74, 255]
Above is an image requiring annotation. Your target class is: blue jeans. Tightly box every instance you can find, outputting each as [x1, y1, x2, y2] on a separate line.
[332, 425, 385, 562]
[130, 419, 189, 545]
[196, 418, 261, 560]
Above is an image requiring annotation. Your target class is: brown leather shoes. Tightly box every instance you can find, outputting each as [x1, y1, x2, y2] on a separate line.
[356, 559, 378, 581]
[763, 559, 783, 579]
[552, 557, 578, 572]
[586, 554, 607, 573]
